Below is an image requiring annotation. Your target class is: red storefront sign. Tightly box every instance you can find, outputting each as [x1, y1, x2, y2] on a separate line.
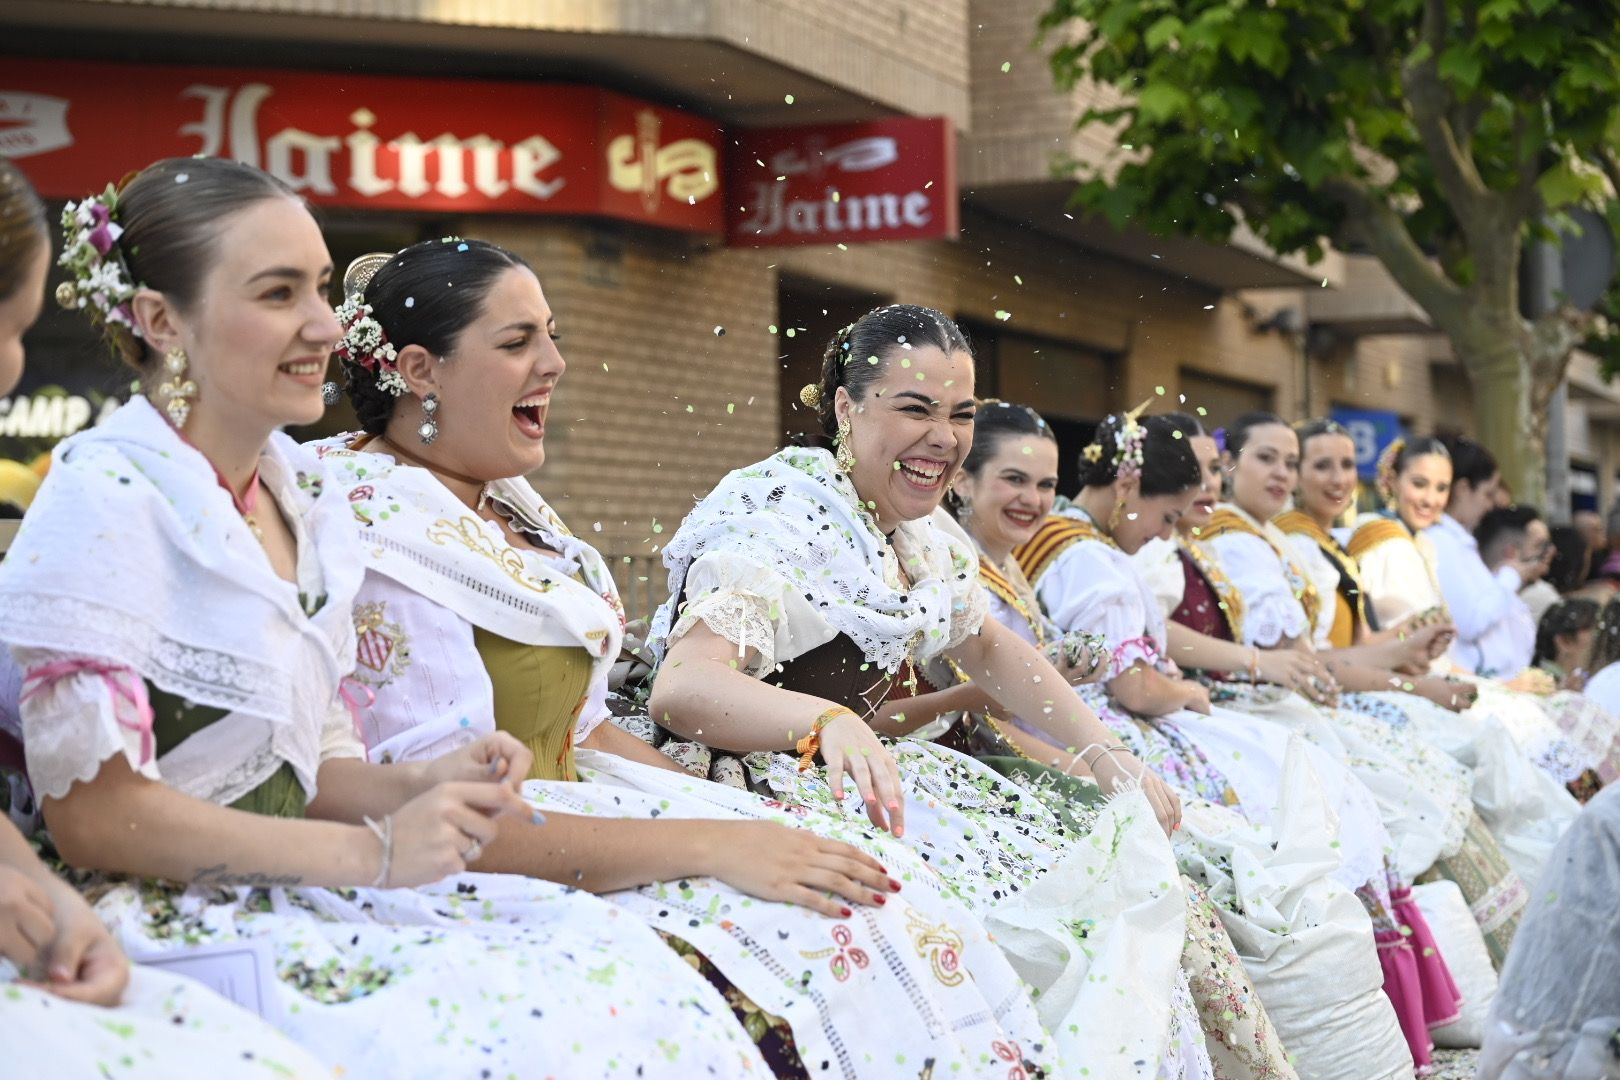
[0, 58, 723, 232]
[726, 117, 957, 246]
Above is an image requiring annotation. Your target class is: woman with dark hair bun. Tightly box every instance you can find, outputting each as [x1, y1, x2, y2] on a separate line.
[647, 305, 1229, 1077]
[315, 245, 1066, 1076]
[0, 157, 777, 1078]
[1535, 599, 1599, 690]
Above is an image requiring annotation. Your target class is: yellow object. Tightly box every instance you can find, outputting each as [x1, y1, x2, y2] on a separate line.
[0, 459, 42, 510]
[474, 629, 593, 782]
[28, 451, 51, 479]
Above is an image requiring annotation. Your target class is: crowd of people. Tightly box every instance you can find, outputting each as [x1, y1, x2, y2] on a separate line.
[0, 153, 1617, 1079]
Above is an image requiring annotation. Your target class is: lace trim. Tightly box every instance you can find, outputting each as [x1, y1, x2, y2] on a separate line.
[0, 593, 286, 718]
[671, 590, 778, 677]
[1243, 599, 1309, 649]
[1109, 635, 1160, 680]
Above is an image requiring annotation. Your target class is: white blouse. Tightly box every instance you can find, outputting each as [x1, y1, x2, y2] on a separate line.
[1034, 537, 1166, 678]
[1351, 517, 1445, 628]
[1202, 509, 1310, 647]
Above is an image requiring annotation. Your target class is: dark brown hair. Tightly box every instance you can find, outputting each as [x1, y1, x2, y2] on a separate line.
[811, 304, 972, 437]
[0, 159, 47, 301]
[102, 157, 297, 370]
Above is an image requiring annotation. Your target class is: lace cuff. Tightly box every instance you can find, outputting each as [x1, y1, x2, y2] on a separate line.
[670, 589, 778, 677]
[1109, 635, 1161, 680]
[1242, 599, 1309, 648]
[12, 647, 160, 802]
[945, 580, 991, 652]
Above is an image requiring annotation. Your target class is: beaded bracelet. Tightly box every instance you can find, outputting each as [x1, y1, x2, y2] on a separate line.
[797, 707, 853, 773]
[363, 814, 394, 888]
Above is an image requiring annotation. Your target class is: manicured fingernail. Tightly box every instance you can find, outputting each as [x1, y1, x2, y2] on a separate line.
[887, 801, 900, 810]
[873, 894, 886, 905]
[888, 878, 902, 892]
[893, 826, 904, 838]
[49, 965, 71, 981]
[840, 907, 852, 918]
[531, 810, 547, 825]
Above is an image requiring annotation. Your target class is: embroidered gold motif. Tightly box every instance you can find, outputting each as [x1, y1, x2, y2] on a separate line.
[352, 600, 411, 688]
[426, 515, 558, 595]
[906, 910, 965, 987]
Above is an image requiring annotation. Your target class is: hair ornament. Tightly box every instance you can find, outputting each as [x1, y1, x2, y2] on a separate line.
[1211, 427, 1227, 454]
[1374, 436, 1405, 503]
[336, 251, 405, 396]
[56, 184, 141, 337]
[799, 383, 822, 408]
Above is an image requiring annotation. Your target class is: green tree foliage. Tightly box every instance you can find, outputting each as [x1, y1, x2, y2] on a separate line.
[1042, 0, 1620, 503]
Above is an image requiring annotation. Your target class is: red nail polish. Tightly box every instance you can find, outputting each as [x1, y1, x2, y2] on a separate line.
[840, 906, 853, 918]
[889, 878, 902, 892]
[873, 894, 886, 905]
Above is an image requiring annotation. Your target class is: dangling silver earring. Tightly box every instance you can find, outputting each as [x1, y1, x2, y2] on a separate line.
[955, 495, 973, 522]
[417, 392, 439, 444]
[321, 381, 341, 405]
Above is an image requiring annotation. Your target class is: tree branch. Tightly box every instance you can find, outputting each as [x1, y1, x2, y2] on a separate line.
[1511, 105, 1543, 218]
[1598, 147, 1620, 202]
[1324, 176, 1469, 327]
[1402, 0, 1493, 234]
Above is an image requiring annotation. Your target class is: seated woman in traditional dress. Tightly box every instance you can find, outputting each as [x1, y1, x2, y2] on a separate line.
[646, 304, 1229, 1078]
[0, 157, 770, 1078]
[0, 156, 329, 1079]
[1350, 436, 1620, 798]
[1279, 418, 1574, 917]
[314, 240, 1058, 1078]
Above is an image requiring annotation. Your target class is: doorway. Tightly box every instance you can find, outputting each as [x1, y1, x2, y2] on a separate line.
[775, 275, 888, 448]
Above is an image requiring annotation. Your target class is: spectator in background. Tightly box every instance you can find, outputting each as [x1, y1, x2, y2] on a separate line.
[1534, 599, 1599, 691]
[1573, 509, 1606, 582]
[1582, 596, 1620, 719]
[1521, 524, 1589, 624]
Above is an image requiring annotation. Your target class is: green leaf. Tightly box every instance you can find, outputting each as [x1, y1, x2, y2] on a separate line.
[1136, 82, 1191, 123]
[1536, 159, 1603, 210]
[1144, 14, 1183, 52]
[1437, 45, 1483, 91]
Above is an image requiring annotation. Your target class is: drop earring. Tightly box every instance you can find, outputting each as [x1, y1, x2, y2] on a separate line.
[321, 381, 342, 405]
[157, 346, 198, 429]
[1108, 500, 1124, 533]
[834, 416, 856, 472]
[418, 392, 439, 444]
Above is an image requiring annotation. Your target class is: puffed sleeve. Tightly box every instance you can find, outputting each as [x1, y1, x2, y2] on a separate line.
[10, 647, 159, 802]
[1035, 542, 1158, 677]
[1205, 532, 1309, 647]
[1132, 536, 1185, 617]
[320, 697, 366, 762]
[667, 552, 837, 677]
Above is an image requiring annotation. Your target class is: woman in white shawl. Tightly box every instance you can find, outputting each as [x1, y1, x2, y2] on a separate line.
[647, 304, 1218, 1079]
[1350, 437, 1620, 797]
[312, 239, 1059, 1079]
[0, 157, 329, 1079]
[0, 157, 768, 1078]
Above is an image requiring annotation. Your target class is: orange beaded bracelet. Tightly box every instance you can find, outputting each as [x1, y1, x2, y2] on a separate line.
[797, 706, 852, 772]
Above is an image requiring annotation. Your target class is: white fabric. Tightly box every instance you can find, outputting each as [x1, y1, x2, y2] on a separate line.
[650, 447, 988, 674]
[1520, 579, 1562, 628]
[1352, 515, 1446, 628]
[1133, 535, 1187, 617]
[1204, 505, 1311, 647]
[1, 963, 332, 1078]
[1284, 533, 1344, 649]
[1584, 663, 1620, 719]
[1427, 514, 1536, 677]
[1414, 878, 1499, 1049]
[0, 398, 364, 802]
[1176, 744, 1414, 1080]
[307, 441, 625, 755]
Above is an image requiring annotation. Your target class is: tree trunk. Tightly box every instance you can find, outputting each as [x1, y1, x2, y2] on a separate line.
[1456, 327, 1543, 506]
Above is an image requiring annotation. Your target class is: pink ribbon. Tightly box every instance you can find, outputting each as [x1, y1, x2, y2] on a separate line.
[22, 658, 155, 765]
[338, 676, 376, 741]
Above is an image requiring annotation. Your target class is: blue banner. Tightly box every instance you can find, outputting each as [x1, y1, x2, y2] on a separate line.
[1329, 407, 1404, 479]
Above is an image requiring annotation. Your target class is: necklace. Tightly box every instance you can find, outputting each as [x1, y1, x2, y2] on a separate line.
[375, 435, 491, 511]
[177, 429, 265, 542]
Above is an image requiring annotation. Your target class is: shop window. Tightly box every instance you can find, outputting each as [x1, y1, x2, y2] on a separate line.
[775, 275, 889, 448]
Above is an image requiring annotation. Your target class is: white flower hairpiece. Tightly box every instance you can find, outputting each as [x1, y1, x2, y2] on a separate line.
[335, 295, 405, 396]
[55, 185, 141, 338]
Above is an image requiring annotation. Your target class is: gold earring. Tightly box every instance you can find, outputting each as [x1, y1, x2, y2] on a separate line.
[1108, 500, 1124, 532]
[834, 417, 856, 472]
[157, 346, 198, 428]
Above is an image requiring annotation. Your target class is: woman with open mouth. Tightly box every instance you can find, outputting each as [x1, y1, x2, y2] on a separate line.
[645, 304, 1225, 1079]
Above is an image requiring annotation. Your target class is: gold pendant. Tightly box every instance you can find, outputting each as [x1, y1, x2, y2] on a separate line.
[244, 514, 265, 542]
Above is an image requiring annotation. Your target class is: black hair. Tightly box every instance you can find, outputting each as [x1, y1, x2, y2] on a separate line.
[341, 238, 534, 434]
[1078, 412, 1201, 496]
[961, 400, 1055, 477]
[1225, 410, 1291, 456]
[1546, 525, 1591, 594]
[811, 304, 971, 437]
[1160, 411, 1206, 440]
[0, 158, 47, 302]
[1475, 504, 1539, 560]
[1536, 598, 1600, 668]
[106, 157, 296, 371]
[1295, 417, 1353, 454]
[1592, 596, 1620, 673]
[1440, 434, 1498, 491]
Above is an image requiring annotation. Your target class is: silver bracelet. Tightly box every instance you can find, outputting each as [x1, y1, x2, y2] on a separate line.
[363, 814, 393, 888]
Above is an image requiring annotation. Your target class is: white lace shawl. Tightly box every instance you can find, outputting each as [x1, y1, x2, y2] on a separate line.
[0, 397, 364, 803]
[647, 447, 987, 677]
[1203, 504, 1311, 647]
[309, 440, 626, 762]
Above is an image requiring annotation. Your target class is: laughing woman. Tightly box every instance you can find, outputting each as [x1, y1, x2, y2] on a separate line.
[0, 157, 769, 1079]
[646, 305, 1218, 1079]
[1350, 437, 1620, 798]
[313, 239, 1059, 1079]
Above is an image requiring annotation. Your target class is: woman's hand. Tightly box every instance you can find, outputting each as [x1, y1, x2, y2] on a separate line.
[382, 781, 532, 887]
[1412, 675, 1477, 713]
[705, 821, 899, 918]
[1091, 751, 1182, 835]
[421, 731, 533, 793]
[819, 712, 906, 838]
[0, 868, 129, 1006]
[33, 877, 129, 1006]
[1257, 649, 1324, 695]
[1178, 681, 1213, 715]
